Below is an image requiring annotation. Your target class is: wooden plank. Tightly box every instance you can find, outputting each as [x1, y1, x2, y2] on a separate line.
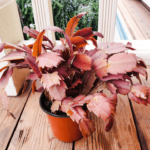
[75, 91, 141, 150]
[0, 82, 31, 150]
[8, 92, 73, 150]
[130, 66, 150, 150]
[121, 0, 150, 39]
[118, 0, 145, 40]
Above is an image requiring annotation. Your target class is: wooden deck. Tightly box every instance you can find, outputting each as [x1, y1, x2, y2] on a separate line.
[118, 0, 150, 40]
[0, 66, 150, 150]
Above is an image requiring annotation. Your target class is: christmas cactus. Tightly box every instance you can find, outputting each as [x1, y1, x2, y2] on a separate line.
[0, 12, 150, 138]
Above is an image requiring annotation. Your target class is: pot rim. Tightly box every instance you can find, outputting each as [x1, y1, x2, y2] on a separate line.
[39, 92, 69, 118]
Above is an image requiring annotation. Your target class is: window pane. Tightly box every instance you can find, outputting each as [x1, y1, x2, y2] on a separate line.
[52, 0, 99, 40]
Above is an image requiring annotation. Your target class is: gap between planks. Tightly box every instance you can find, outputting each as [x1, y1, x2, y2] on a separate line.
[7, 87, 143, 150]
[0, 81, 32, 150]
[129, 66, 150, 150]
[7, 92, 73, 150]
[6, 67, 150, 150]
[118, 0, 145, 40]
[120, 0, 150, 39]
[74, 90, 141, 150]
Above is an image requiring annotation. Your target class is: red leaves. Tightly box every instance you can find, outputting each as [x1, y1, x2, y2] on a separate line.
[133, 64, 148, 79]
[66, 16, 80, 37]
[25, 56, 42, 78]
[45, 26, 73, 53]
[136, 56, 147, 68]
[105, 116, 114, 132]
[32, 80, 36, 94]
[0, 68, 13, 89]
[104, 43, 128, 54]
[0, 43, 4, 52]
[0, 51, 25, 62]
[106, 82, 117, 94]
[126, 42, 136, 50]
[0, 66, 9, 73]
[51, 101, 61, 112]
[66, 12, 87, 37]
[93, 31, 104, 38]
[49, 80, 67, 101]
[53, 44, 65, 51]
[41, 72, 61, 89]
[23, 26, 54, 48]
[101, 74, 124, 81]
[77, 12, 87, 18]
[91, 50, 107, 63]
[32, 30, 46, 57]
[70, 36, 88, 51]
[63, 33, 73, 54]
[93, 58, 108, 78]
[26, 72, 38, 81]
[67, 107, 86, 123]
[61, 96, 96, 138]
[53, 67, 68, 78]
[45, 26, 64, 34]
[111, 80, 130, 95]
[0, 68, 13, 110]
[73, 28, 94, 40]
[37, 52, 64, 68]
[107, 53, 137, 74]
[131, 84, 148, 99]
[69, 79, 82, 89]
[79, 118, 96, 138]
[73, 54, 91, 70]
[87, 93, 115, 122]
[82, 71, 96, 95]
[23, 26, 39, 39]
[129, 84, 150, 105]
[0, 12, 150, 139]
[3, 43, 26, 52]
[70, 95, 92, 107]
[89, 37, 97, 47]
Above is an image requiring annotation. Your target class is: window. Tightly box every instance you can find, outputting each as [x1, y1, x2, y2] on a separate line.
[141, 0, 150, 8]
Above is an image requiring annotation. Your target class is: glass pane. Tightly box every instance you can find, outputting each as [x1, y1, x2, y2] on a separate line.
[16, 0, 35, 39]
[52, 0, 99, 40]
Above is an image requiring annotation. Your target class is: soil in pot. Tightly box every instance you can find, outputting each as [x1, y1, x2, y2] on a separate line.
[40, 92, 86, 142]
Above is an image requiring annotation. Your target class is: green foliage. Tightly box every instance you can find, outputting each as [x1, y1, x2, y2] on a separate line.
[52, 0, 99, 40]
[16, 0, 35, 28]
[16, 0, 99, 40]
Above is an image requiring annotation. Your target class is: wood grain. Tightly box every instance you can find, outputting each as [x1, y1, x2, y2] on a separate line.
[8, 92, 73, 150]
[121, 0, 150, 39]
[0, 81, 31, 150]
[130, 66, 150, 150]
[75, 90, 141, 150]
[118, 0, 145, 40]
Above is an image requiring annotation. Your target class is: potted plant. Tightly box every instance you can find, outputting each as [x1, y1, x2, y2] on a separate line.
[0, 12, 150, 142]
